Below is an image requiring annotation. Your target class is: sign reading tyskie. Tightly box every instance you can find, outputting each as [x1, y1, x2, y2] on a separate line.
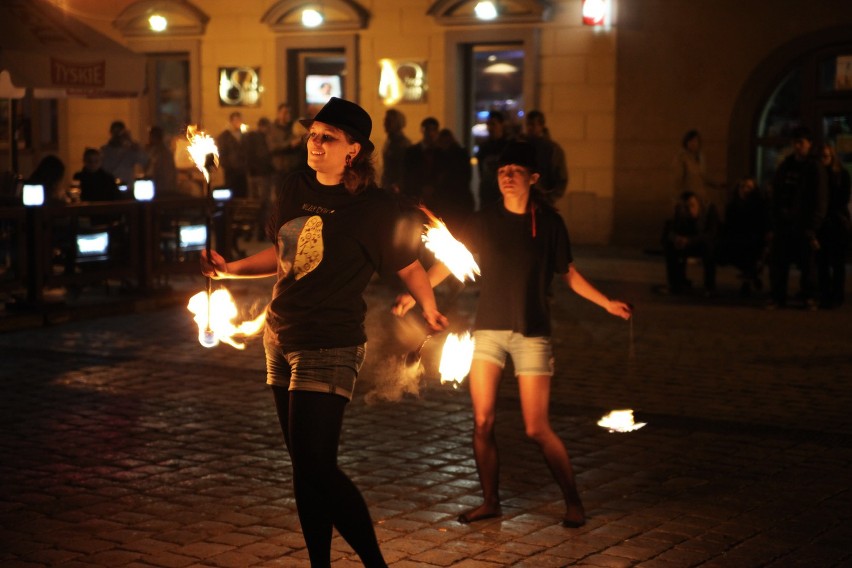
[50, 58, 106, 87]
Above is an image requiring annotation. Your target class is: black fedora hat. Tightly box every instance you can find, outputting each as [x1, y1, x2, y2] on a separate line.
[300, 97, 374, 153]
[497, 140, 539, 173]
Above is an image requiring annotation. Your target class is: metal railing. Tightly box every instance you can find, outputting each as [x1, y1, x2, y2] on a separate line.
[1, 197, 262, 308]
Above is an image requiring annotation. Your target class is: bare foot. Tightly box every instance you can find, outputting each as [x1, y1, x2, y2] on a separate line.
[562, 488, 586, 528]
[457, 503, 502, 524]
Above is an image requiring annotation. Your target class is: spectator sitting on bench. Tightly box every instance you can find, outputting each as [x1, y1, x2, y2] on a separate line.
[662, 191, 719, 296]
[717, 177, 770, 297]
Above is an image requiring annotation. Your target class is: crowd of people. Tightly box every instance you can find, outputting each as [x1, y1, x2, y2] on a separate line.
[663, 126, 850, 309]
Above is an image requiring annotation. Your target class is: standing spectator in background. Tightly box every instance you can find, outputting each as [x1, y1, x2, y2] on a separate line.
[145, 126, 178, 197]
[430, 128, 474, 232]
[268, 103, 304, 190]
[661, 191, 720, 296]
[476, 111, 511, 208]
[380, 108, 411, 194]
[816, 143, 851, 308]
[717, 178, 770, 297]
[244, 117, 275, 239]
[402, 117, 441, 203]
[73, 148, 122, 202]
[100, 120, 147, 187]
[767, 126, 827, 310]
[216, 111, 249, 198]
[671, 129, 723, 212]
[523, 110, 568, 204]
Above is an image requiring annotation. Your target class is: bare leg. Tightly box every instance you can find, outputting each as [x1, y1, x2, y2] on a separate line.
[517, 374, 586, 527]
[458, 359, 503, 523]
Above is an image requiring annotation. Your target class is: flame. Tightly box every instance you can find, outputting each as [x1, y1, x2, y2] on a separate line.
[187, 288, 265, 350]
[186, 125, 219, 183]
[419, 206, 480, 283]
[597, 409, 646, 433]
[438, 332, 474, 387]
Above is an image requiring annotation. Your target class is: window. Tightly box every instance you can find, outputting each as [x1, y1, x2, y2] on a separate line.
[148, 55, 191, 140]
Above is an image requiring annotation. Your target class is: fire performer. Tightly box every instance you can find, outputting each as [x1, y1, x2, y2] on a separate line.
[201, 97, 447, 567]
[394, 140, 632, 528]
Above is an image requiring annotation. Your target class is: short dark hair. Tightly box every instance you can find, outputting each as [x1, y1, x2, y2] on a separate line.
[526, 110, 545, 123]
[682, 129, 700, 148]
[791, 125, 812, 141]
[421, 117, 439, 129]
[83, 147, 100, 160]
[487, 110, 505, 122]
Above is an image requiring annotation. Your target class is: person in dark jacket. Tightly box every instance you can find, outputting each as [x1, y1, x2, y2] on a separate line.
[662, 191, 720, 296]
[73, 148, 122, 202]
[717, 177, 770, 296]
[815, 143, 851, 308]
[766, 126, 827, 309]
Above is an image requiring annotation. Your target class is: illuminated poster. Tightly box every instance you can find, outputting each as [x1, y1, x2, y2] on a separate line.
[378, 59, 427, 104]
[835, 56, 852, 90]
[218, 67, 261, 107]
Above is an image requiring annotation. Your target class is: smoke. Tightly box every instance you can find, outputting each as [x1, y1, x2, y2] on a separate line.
[360, 296, 433, 404]
[363, 355, 426, 404]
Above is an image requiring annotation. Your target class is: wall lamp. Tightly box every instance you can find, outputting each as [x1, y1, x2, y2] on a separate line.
[474, 1, 498, 20]
[301, 7, 324, 27]
[582, 0, 609, 26]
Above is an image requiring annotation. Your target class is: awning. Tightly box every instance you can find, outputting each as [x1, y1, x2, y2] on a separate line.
[0, 0, 146, 98]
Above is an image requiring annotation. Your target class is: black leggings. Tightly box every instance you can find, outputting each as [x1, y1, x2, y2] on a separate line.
[271, 386, 387, 568]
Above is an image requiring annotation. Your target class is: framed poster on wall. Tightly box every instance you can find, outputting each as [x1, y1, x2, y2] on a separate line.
[218, 67, 261, 107]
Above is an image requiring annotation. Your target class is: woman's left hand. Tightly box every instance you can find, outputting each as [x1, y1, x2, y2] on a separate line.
[607, 300, 633, 320]
[422, 308, 449, 332]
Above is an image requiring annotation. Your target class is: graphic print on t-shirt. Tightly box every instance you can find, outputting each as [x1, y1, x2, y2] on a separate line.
[278, 215, 324, 281]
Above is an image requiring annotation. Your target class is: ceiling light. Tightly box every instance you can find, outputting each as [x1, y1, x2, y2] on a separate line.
[484, 62, 518, 74]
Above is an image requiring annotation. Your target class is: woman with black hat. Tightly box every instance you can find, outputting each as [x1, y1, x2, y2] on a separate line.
[395, 140, 632, 529]
[202, 97, 446, 567]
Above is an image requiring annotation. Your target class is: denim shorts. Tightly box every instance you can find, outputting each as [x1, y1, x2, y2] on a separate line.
[472, 330, 554, 376]
[264, 336, 366, 401]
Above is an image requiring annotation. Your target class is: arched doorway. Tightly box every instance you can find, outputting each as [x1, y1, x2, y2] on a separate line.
[728, 26, 852, 189]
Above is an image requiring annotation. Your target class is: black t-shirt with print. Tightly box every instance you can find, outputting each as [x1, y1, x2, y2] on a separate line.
[464, 201, 572, 336]
[266, 171, 419, 350]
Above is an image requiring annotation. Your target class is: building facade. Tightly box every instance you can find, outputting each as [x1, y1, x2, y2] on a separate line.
[4, 0, 852, 247]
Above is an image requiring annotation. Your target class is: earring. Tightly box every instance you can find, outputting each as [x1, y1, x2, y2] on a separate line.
[345, 154, 352, 168]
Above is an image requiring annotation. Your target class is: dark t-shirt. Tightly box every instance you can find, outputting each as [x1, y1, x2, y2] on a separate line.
[266, 171, 419, 350]
[73, 168, 121, 202]
[464, 201, 572, 336]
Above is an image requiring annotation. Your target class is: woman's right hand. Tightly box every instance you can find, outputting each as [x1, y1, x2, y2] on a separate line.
[200, 249, 228, 279]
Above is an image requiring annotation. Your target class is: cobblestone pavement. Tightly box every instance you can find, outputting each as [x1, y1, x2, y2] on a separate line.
[1, 246, 851, 567]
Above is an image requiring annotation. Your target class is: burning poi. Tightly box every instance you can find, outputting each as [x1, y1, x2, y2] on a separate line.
[597, 409, 646, 433]
[419, 206, 480, 283]
[437, 332, 475, 387]
[402, 207, 479, 378]
[184, 125, 266, 349]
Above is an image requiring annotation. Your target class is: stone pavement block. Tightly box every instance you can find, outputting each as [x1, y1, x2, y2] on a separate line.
[136, 550, 198, 568]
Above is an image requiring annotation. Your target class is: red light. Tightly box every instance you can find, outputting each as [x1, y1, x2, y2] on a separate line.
[582, 0, 607, 26]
